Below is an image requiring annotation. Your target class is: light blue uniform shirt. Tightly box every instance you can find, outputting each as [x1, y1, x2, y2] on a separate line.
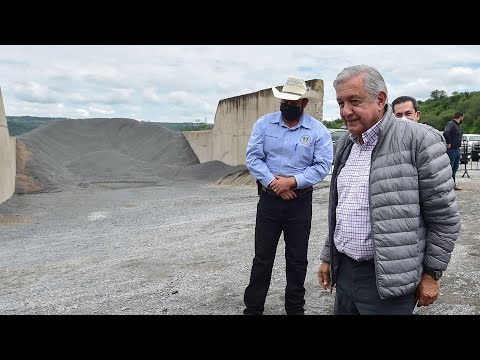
[246, 111, 333, 189]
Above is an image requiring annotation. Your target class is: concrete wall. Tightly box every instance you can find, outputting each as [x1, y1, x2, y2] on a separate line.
[0, 87, 16, 204]
[183, 79, 324, 166]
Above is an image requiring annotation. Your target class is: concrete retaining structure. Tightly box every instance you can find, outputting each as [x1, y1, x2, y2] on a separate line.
[183, 79, 324, 166]
[0, 87, 16, 204]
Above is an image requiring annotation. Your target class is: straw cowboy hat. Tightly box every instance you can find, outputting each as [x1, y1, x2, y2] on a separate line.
[272, 76, 321, 103]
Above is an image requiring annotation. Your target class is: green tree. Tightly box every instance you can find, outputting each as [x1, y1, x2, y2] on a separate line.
[430, 90, 447, 100]
[322, 119, 345, 129]
[419, 91, 480, 133]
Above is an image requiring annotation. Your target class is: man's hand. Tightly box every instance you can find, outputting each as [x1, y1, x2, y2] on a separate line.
[317, 261, 332, 290]
[415, 274, 440, 307]
[279, 189, 297, 200]
[270, 175, 297, 196]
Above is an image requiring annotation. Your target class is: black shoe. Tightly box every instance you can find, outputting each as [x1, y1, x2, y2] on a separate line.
[286, 311, 305, 315]
[243, 308, 263, 315]
[286, 308, 305, 315]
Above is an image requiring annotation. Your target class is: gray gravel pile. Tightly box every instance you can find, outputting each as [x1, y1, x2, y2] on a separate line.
[18, 118, 242, 192]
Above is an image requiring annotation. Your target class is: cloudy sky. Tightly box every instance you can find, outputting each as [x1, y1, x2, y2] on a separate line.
[1, 45, 479, 123]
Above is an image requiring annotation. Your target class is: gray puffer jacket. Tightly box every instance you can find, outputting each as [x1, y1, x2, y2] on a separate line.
[320, 105, 461, 299]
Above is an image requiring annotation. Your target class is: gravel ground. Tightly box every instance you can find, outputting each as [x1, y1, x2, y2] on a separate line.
[1, 167, 478, 315]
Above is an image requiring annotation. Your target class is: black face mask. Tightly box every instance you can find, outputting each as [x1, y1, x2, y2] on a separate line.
[280, 102, 303, 121]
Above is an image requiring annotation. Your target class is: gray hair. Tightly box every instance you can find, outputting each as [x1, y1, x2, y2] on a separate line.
[333, 64, 388, 102]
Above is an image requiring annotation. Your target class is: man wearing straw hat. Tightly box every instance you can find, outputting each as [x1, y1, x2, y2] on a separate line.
[243, 76, 333, 315]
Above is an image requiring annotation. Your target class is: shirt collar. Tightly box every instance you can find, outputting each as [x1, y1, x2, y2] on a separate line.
[269, 112, 312, 129]
[349, 115, 383, 145]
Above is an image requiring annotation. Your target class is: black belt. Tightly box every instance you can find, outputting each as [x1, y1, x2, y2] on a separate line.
[257, 181, 313, 196]
[340, 252, 374, 264]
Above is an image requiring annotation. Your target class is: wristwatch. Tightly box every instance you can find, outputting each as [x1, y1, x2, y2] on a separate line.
[423, 268, 443, 280]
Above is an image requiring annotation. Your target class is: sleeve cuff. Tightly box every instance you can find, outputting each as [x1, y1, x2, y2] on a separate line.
[294, 174, 305, 189]
[262, 174, 276, 188]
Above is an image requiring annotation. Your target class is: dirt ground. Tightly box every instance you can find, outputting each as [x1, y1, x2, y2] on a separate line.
[0, 166, 478, 315]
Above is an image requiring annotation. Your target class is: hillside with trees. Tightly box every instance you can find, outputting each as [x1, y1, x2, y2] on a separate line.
[7, 116, 58, 136]
[418, 90, 480, 133]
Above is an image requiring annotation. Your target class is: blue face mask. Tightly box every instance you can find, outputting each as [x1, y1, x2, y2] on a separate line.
[280, 102, 303, 121]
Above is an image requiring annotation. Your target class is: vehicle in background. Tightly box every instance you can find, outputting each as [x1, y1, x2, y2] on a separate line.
[460, 134, 480, 155]
[329, 128, 348, 163]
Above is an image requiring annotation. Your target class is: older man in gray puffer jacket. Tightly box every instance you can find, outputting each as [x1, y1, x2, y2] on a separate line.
[317, 64, 460, 315]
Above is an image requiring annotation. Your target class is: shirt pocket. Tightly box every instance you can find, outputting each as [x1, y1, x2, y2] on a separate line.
[264, 133, 280, 145]
[296, 142, 313, 156]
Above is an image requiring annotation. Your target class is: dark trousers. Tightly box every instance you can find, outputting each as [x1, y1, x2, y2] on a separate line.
[243, 191, 312, 315]
[334, 253, 416, 315]
[447, 148, 461, 183]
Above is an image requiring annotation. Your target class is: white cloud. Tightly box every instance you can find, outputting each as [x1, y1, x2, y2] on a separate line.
[11, 81, 59, 104]
[87, 104, 115, 115]
[74, 108, 90, 118]
[142, 87, 162, 104]
[6, 101, 67, 118]
[1, 45, 480, 123]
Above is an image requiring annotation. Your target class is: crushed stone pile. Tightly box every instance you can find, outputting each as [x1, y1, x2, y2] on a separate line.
[15, 118, 245, 193]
